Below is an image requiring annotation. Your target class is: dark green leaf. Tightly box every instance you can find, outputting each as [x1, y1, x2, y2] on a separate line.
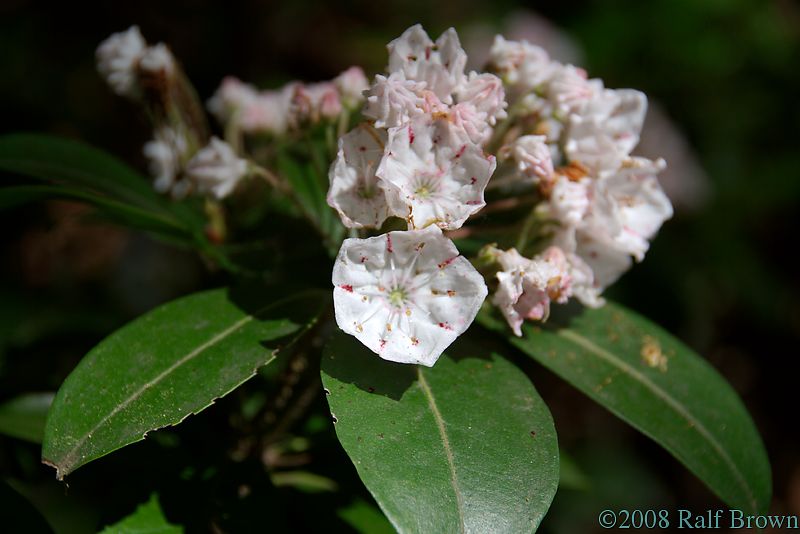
[322, 333, 559, 534]
[99, 494, 182, 534]
[479, 302, 771, 514]
[0, 186, 193, 242]
[42, 288, 328, 479]
[0, 392, 53, 443]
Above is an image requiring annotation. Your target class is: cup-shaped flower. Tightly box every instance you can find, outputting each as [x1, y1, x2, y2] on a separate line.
[327, 124, 392, 228]
[332, 227, 488, 366]
[185, 137, 248, 199]
[377, 119, 496, 230]
[386, 25, 467, 103]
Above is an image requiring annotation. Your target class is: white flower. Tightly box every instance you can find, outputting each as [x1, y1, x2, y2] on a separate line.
[504, 134, 553, 182]
[548, 175, 591, 226]
[455, 72, 507, 125]
[143, 126, 188, 196]
[293, 82, 342, 123]
[362, 73, 427, 129]
[489, 36, 554, 92]
[377, 118, 496, 230]
[547, 64, 592, 115]
[386, 25, 467, 103]
[492, 247, 568, 336]
[565, 89, 647, 175]
[447, 102, 493, 146]
[335, 66, 369, 109]
[564, 252, 604, 308]
[242, 86, 295, 134]
[185, 137, 248, 199]
[332, 227, 488, 366]
[327, 124, 392, 228]
[207, 77, 258, 125]
[556, 157, 673, 289]
[139, 43, 175, 75]
[96, 26, 147, 98]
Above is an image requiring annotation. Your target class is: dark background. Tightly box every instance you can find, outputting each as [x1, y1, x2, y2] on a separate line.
[1, 0, 798, 532]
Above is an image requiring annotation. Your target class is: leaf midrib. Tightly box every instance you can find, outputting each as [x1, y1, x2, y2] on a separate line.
[552, 328, 756, 513]
[417, 367, 466, 534]
[54, 313, 257, 479]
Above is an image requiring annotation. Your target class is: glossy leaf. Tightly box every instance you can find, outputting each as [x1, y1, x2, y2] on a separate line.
[42, 287, 328, 479]
[99, 494, 182, 534]
[0, 392, 53, 443]
[479, 302, 771, 514]
[322, 333, 559, 534]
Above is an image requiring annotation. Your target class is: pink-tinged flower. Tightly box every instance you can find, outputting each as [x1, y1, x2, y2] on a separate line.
[362, 73, 427, 128]
[547, 64, 592, 114]
[143, 126, 188, 197]
[504, 135, 554, 182]
[96, 26, 147, 98]
[565, 89, 648, 174]
[207, 77, 258, 124]
[241, 86, 295, 134]
[548, 175, 591, 226]
[327, 124, 392, 229]
[447, 102, 493, 146]
[185, 137, 248, 199]
[386, 25, 467, 103]
[556, 157, 673, 289]
[332, 227, 488, 366]
[492, 247, 569, 336]
[377, 119, 496, 230]
[334, 66, 369, 109]
[455, 72, 508, 125]
[564, 251, 604, 308]
[293, 82, 343, 123]
[489, 35, 554, 92]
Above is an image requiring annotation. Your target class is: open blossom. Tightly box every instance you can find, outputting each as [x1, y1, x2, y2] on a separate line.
[332, 227, 487, 366]
[555, 157, 673, 289]
[489, 35, 554, 93]
[185, 137, 248, 199]
[327, 125, 391, 228]
[377, 118, 496, 230]
[143, 126, 189, 197]
[96, 26, 147, 97]
[387, 25, 467, 104]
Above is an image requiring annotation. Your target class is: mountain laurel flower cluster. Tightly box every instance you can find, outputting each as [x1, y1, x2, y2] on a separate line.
[330, 25, 672, 361]
[95, 23, 672, 364]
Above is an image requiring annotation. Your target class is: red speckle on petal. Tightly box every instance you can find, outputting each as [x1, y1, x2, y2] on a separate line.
[438, 256, 457, 269]
[386, 234, 394, 253]
[408, 125, 415, 145]
[446, 289, 456, 297]
[425, 47, 431, 60]
[379, 339, 387, 350]
[411, 337, 420, 346]
[470, 177, 477, 184]
[438, 322, 453, 330]
[455, 145, 466, 158]
[359, 145, 367, 152]
[341, 284, 354, 292]
[360, 256, 367, 263]
[466, 200, 482, 205]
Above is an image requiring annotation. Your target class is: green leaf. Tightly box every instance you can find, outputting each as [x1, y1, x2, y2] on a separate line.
[321, 333, 559, 534]
[479, 302, 772, 514]
[99, 494, 182, 534]
[42, 287, 329, 479]
[337, 499, 395, 534]
[0, 186, 193, 242]
[0, 392, 53, 443]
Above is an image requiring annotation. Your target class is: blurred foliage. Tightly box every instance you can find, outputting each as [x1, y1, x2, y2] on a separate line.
[1, 0, 798, 531]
